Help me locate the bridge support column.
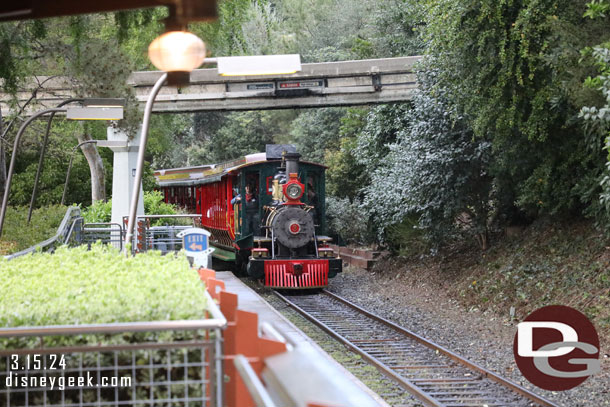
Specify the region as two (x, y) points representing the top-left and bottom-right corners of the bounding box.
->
(106, 127), (144, 248)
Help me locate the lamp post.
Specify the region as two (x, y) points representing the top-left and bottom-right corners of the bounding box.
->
(124, 27), (208, 251)
(123, 27), (301, 252)
(27, 98), (84, 223)
(0, 103), (124, 237)
(0, 108), (66, 237)
(123, 56), (301, 253)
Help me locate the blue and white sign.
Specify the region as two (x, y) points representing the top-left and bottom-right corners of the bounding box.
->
(177, 228), (214, 268)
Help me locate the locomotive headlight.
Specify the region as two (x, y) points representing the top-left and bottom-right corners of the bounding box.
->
(286, 184), (302, 199)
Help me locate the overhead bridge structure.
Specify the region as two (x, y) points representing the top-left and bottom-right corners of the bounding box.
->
(1, 56), (421, 115)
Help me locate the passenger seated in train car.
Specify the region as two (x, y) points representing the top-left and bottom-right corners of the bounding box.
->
(307, 179), (318, 206)
(230, 187), (241, 205)
(231, 184), (257, 205)
(232, 184), (260, 235)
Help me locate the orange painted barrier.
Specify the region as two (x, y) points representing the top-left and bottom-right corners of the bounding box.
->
(198, 267), (287, 407)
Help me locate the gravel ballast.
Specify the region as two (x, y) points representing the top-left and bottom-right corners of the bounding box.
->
(327, 265), (609, 407)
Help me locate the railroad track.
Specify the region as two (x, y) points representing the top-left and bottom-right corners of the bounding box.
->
(274, 290), (557, 407)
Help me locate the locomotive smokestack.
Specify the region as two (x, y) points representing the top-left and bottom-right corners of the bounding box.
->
(284, 152), (301, 176)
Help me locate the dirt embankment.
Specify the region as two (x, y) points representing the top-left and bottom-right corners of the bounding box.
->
(376, 219), (609, 341)
(329, 219), (609, 406)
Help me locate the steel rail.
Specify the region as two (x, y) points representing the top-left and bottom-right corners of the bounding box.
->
(322, 290), (557, 407)
(273, 290), (443, 407)
(274, 289), (558, 407)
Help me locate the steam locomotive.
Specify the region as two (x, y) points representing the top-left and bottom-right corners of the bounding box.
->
(154, 145), (342, 288)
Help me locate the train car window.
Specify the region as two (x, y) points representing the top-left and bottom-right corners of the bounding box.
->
(306, 175), (319, 207)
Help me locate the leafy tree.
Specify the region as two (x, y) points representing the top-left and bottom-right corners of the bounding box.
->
(289, 108), (345, 163)
(370, 0), (425, 57)
(423, 0), (610, 223)
(194, 0), (288, 56)
(362, 66), (493, 249)
(354, 103), (410, 172)
(8, 120), (112, 207)
(196, 111), (280, 162)
(326, 195), (373, 244)
(580, 0), (610, 225)
(325, 108), (369, 199)
(276, 0), (377, 61)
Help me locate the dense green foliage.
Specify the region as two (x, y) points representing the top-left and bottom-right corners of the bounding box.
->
(321, 0), (610, 249)
(81, 199), (112, 224)
(0, 244), (207, 327)
(7, 120), (114, 207)
(2, 0), (610, 252)
(581, 0), (610, 223)
(423, 0), (607, 220)
(363, 68), (493, 248)
(82, 191), (184, 226)
(0, 205), (68, 255)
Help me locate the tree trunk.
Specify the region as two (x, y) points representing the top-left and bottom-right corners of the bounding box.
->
(77, 133), (106, 202)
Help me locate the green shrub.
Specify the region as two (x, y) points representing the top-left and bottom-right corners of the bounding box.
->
(385, 216), (429, 257)
(82, 191), (188, 226)
(82, 199), (112, 223)
(143, 190), (189, 226)
(0, 244), (209, 405)
(326, 196), (374, 245)
(0, 205), (69, 255)
(0, 243), (207, 327)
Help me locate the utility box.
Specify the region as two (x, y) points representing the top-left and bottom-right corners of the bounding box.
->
(177, 228), (214, 269)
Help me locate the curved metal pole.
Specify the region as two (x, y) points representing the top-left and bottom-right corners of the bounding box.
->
(28, 98), (84, 223)
(0, 108), (67, 237)
(61, 139), (98, 206)
(124, 72), (167, 253)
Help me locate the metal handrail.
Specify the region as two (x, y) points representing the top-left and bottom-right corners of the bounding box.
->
(4, 206), (82, 260)
(83, 222), (124, 230)
(136, 214), (202, 219)
(0, 319), (226, 338)
(64, 215), (83, 244)
(260, 322), (296, 350)
(234, 355), (278, 407)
